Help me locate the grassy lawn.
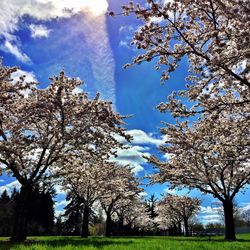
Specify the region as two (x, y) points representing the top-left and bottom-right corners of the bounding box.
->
(0, 234), (250, 250)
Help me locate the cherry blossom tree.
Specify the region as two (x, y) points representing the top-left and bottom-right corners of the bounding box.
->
(156, 195), (200, 236)
(0, 63), (35, 152)
(149, 109), (249, 240)
(114, 197), (153, 234)
(156, 201), (182, 235)
(116, 0), (250, 241)
(99, 163), (142, 237)
(59, 155), (118, 237)
(60, 159), (102, 237)
(117, 0), (249, 116)
(0, 65), (128, 241)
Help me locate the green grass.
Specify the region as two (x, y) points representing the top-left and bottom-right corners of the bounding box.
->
(0, 234), (250, 250)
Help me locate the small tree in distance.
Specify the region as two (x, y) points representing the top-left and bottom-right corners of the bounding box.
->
(156, 195), (200, 236)
(99, 164), (142, 237)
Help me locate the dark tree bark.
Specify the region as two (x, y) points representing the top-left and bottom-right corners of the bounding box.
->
(223, 199), (236, 241)
(183, 217), (189, 237)
(177, 221), (182, 236)
(118, 217), (124, 236)
(11, 184), (32, 242)
(81, 205), (89, 238)
(105, 211), (112, 237)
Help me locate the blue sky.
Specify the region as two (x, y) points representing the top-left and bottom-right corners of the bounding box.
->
(0, 0), (249, 225)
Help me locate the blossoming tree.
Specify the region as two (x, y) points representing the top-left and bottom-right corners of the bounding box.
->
(117, 0), (250, 241)
(0, 65), (128, 241)
(118, 0), (249, 116)
(149, 109), (249, 240)
(114, 197), (153, 234)
(156, 195), (200, 236)
(99, 163), (142, 237)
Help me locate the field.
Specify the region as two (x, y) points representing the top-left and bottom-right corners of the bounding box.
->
(0, 235), (250, 250)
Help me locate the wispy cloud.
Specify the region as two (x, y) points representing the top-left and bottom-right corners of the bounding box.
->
(110, 145), (150, 175)
(127, 129), (166, 146)
(110, 129), (167, 174)
(199, 205), (222, 225)
(29, 24), (52, 39)
(1, 41), (31, 63)
(55, 199), (69, 208)
(80, 13), (116, 105)
(119, 25), (137, 51)
(0, 0), (109, 65)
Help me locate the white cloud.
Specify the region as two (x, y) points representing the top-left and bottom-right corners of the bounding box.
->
(80, 14), (116, 106)
(29, 24), (52, 39)
(200, 206), (221, 215)
(119, 25), (136, 51)
(163, 153), (173, 160)
(55, 210), (64, 218)
(115, 129), (167, 147)
(55, 199), (69, 208)
(73, 86), (84, 94)
(0, 180), (21, 194)
(119, 40), (131, 49)
(54, 184), (67, 195)
(1, 41), (31, 63)
(110, 145), (150, 175)
(202, 214), (221, 221)
(164, 187), (177, 195)
(139, 191), (148, 198)
(11, 69), (37, 83)
(242, 202), (250, 211)
(128, 129), (166, 146)
(111, 129), (168, 174)
(199, 205), (223, 225)
(0, 0), (109, 64)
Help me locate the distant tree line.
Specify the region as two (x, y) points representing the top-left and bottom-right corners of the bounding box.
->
(1, 187), (250, 238)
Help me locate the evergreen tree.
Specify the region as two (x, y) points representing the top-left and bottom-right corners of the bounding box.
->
(11, 188), (19, 201)
(27, 185), (55, 235)
(146, 194), (158, 219)
(146, 194), (159, 235)
(62, 192), (83, 235)
(0, 190), (11, 203)
(0, 190), (15, 236)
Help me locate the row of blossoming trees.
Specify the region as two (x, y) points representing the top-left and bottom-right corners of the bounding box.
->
(117, 0), (250, 241)
(0, 63), (201, 241)
(0, 64), (133, 241)
(0, 0), (249, 242)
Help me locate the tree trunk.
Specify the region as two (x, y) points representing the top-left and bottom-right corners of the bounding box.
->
(11, 184), (32, 242)
(223, 199), (236, 241)
(81, 205), (89, 238)
(183, 218), (189, 237)
(177, 221), (182, 236)
(105, 211), (112, 237)
(119, 217), (124, 236)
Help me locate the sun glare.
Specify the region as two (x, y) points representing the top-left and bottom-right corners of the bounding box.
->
(81, 0), (108, 16)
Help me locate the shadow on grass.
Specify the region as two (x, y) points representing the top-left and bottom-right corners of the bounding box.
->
(153, 236), (250, 243)
(0, 237), (134, 250)
(109, 235), (250, 243)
